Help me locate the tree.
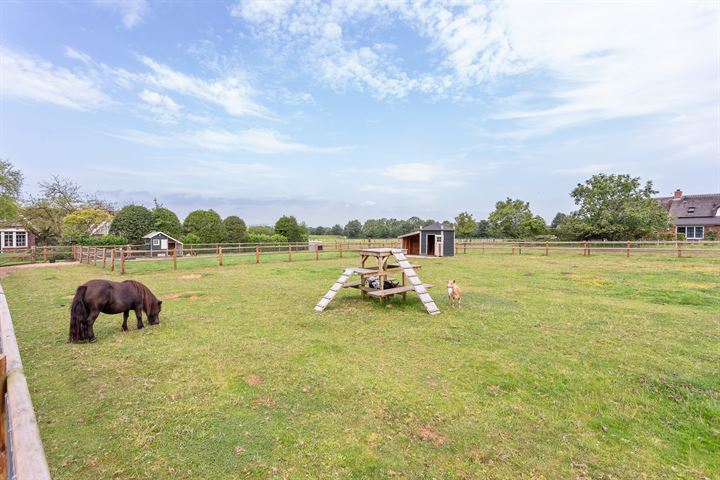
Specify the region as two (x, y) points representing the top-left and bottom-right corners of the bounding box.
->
(362, 219), (389, 238)
(330, 224), (344, 236)
(344, 219), (362, 238)
(274, 215), (308, 242)
(475, 219), (490, 238)
(152, 205), (182, 238)
(550, 212), (568, 229)
(61, 208), (112, 242)
(182, 233), (202, 244)
(110, 205), (154, 244)
(224, 215), (247, 242)
(454, 212), (477, 238)
(487, 198), (546, 239)
(0, 159), (23, 225)
(564, 174), (671, 240)
(183, 210), (227, 243)
(249, 225), (275, 235)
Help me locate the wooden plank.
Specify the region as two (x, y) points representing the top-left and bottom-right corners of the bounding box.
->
(418, 292), (433, 304)
(341, 281), (361, 289)
(408, 275), (422, 286)
(367, 284), (433, 298)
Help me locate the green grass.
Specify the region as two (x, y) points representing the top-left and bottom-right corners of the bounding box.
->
(2, 252), (719, 479)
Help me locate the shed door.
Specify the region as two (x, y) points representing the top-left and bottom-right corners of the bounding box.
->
(161, 239), (168, 250)
(436, 234), (443, 257)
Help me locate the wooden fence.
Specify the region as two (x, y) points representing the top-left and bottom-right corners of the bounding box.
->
(0, 283), (52, 480)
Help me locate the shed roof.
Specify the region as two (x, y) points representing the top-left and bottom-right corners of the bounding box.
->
(143, 231), (183, 244)
(421, 222), (454, 231)
(398, 230), (420, 239)
(655, 193), (720, 219)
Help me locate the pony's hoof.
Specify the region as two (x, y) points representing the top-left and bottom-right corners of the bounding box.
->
(122, 326), (128, 332)
(88, 337), (97, 343)
(137, 324), (144, 330)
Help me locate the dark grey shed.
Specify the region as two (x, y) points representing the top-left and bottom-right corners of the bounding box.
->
(143, 231), (183, 257)
(398, 222), (454, 256)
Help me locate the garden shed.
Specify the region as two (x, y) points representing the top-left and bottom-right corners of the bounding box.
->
(143, 231), (183, 257)
(398, 222), (455, 257)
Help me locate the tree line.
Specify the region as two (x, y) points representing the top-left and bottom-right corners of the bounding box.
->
(0, 160), (309, 246)
(1, 159), (681, 244)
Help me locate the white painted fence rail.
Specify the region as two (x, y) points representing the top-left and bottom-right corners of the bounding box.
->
(0, 282), (51, 480)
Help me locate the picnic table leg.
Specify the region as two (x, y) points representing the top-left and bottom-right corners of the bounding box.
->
(402, 271), (407, 301)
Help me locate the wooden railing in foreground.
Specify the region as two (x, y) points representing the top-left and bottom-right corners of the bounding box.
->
(0, 283), (51, 480)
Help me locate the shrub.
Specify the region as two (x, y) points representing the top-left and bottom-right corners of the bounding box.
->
(78, 234), (128, 246)
(705, 230), (717, 241)
(182, 233), (202, 244)
(246, 233), (288, 243)
(152, 207), (182, 238)
(224, 216), (247, 242)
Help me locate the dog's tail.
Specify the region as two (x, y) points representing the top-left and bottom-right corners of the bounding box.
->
(69, 286), (89, 342)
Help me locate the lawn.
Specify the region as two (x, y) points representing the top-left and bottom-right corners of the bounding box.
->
(2, 252), (719, 479)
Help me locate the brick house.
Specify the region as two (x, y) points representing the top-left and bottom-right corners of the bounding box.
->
(0, 226), (36, 252)
(655, 189), (720, 240)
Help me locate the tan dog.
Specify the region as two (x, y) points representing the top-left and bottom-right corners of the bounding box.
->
(447, 280), (462, 308)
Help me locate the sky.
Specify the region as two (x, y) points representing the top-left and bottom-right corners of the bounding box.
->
(1, 0), (719, 226)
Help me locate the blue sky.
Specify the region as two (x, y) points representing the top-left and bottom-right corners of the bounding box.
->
(1, 0), (718, 226)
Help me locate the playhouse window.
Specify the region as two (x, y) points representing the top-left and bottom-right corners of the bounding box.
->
(153, 239), (160, 246)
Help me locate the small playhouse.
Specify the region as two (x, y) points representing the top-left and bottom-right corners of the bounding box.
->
(398, 222), (455, 257)
(143, 231), (183, 257)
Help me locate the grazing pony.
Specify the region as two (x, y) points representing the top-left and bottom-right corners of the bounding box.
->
(69, 279), (162, 342)
(447, 280), (462, 308)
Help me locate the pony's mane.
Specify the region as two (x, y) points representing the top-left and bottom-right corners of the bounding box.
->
(125, 280), (158, 314)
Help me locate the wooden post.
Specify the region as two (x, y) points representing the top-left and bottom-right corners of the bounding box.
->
(93, 247), (98, 266)
(86, 247), (90, 264)
(518, 243), (522, 255)
(43, 246), (48, 262)
(627, 240), (631, 257)
(316, 245), (319, 260)
(545, 242), (549, 256)
(677, 242), (682, 258)
(584, 241), (588, 256)
(255, 246), (260, 264)
(512, 246), (515, 255)
(120, 249), (125, 274)
(288, 244), (292, 262)
(110, 248), (115, 272)
(339, 242), (343, 258)
(102, 248), (107, 268)
(173, 248), (177, 270)
(218, 246), (223, 266)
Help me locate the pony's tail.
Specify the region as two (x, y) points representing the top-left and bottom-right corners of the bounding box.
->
(69, 286), (88, 342)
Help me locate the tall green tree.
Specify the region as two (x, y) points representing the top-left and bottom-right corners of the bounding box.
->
(550, 212), (568, 229)
(563, 174), (671, 240)
(475, 219), (490, 238)
(330, 224), (344, 236)
(224, 215), (247, 242)
(183, 210), (227, 243)
(110, 205), (154, 244)
(152, 206), (182, 238)
(487, 198), (546, 239)
(344, 219), (362, 238)
(0, 159), (23, 225)
(61, 208), (112, 242)
(454, 211), (477, 238)
(274, 215), (308, 242)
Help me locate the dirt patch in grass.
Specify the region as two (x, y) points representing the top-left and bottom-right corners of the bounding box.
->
(159, 293), (182, 300)
(245, 374), (264, 386)
(417, 424), (447, 445)
(179, 274), (202, 280)
(253, 395), (275, 408)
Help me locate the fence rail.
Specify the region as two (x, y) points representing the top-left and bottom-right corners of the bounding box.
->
(0, 283), (52, 480)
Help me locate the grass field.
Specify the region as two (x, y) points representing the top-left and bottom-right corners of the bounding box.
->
(2, 252), (719, 479)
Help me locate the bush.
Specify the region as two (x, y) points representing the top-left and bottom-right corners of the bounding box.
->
(224, 216), (247, 243)
(246, 233), (288, 243)
(152, 207), (182, 238)
(274, 215), (308, 242)
(78, 234), (128, 246)
(677, 233), (686, 241)
(705, 230), (717, 241)
(182, 233), (202, 244)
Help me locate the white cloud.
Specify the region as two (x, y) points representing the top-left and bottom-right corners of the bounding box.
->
(0, 47), (111, 110)
(107, 128), (343, 154)
(139, 56), (271, 118)
(64, 46), (93, 64)
(383, 162), (446, 182)
(96, 0), (148, 29)
(139, 89), (180, 111)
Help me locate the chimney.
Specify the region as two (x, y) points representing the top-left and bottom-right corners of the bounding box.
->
(674, 189), (682, 199)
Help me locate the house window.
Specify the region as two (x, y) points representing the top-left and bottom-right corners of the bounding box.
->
(15, 231), (26, 247)
(3, 232), (13, 247)
(152, 238), (160, 246)
(677, 226), (704, 239)
(687, 207), (695, 213)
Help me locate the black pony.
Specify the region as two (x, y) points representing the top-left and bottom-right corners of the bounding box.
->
(69, 279), (162, 342)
